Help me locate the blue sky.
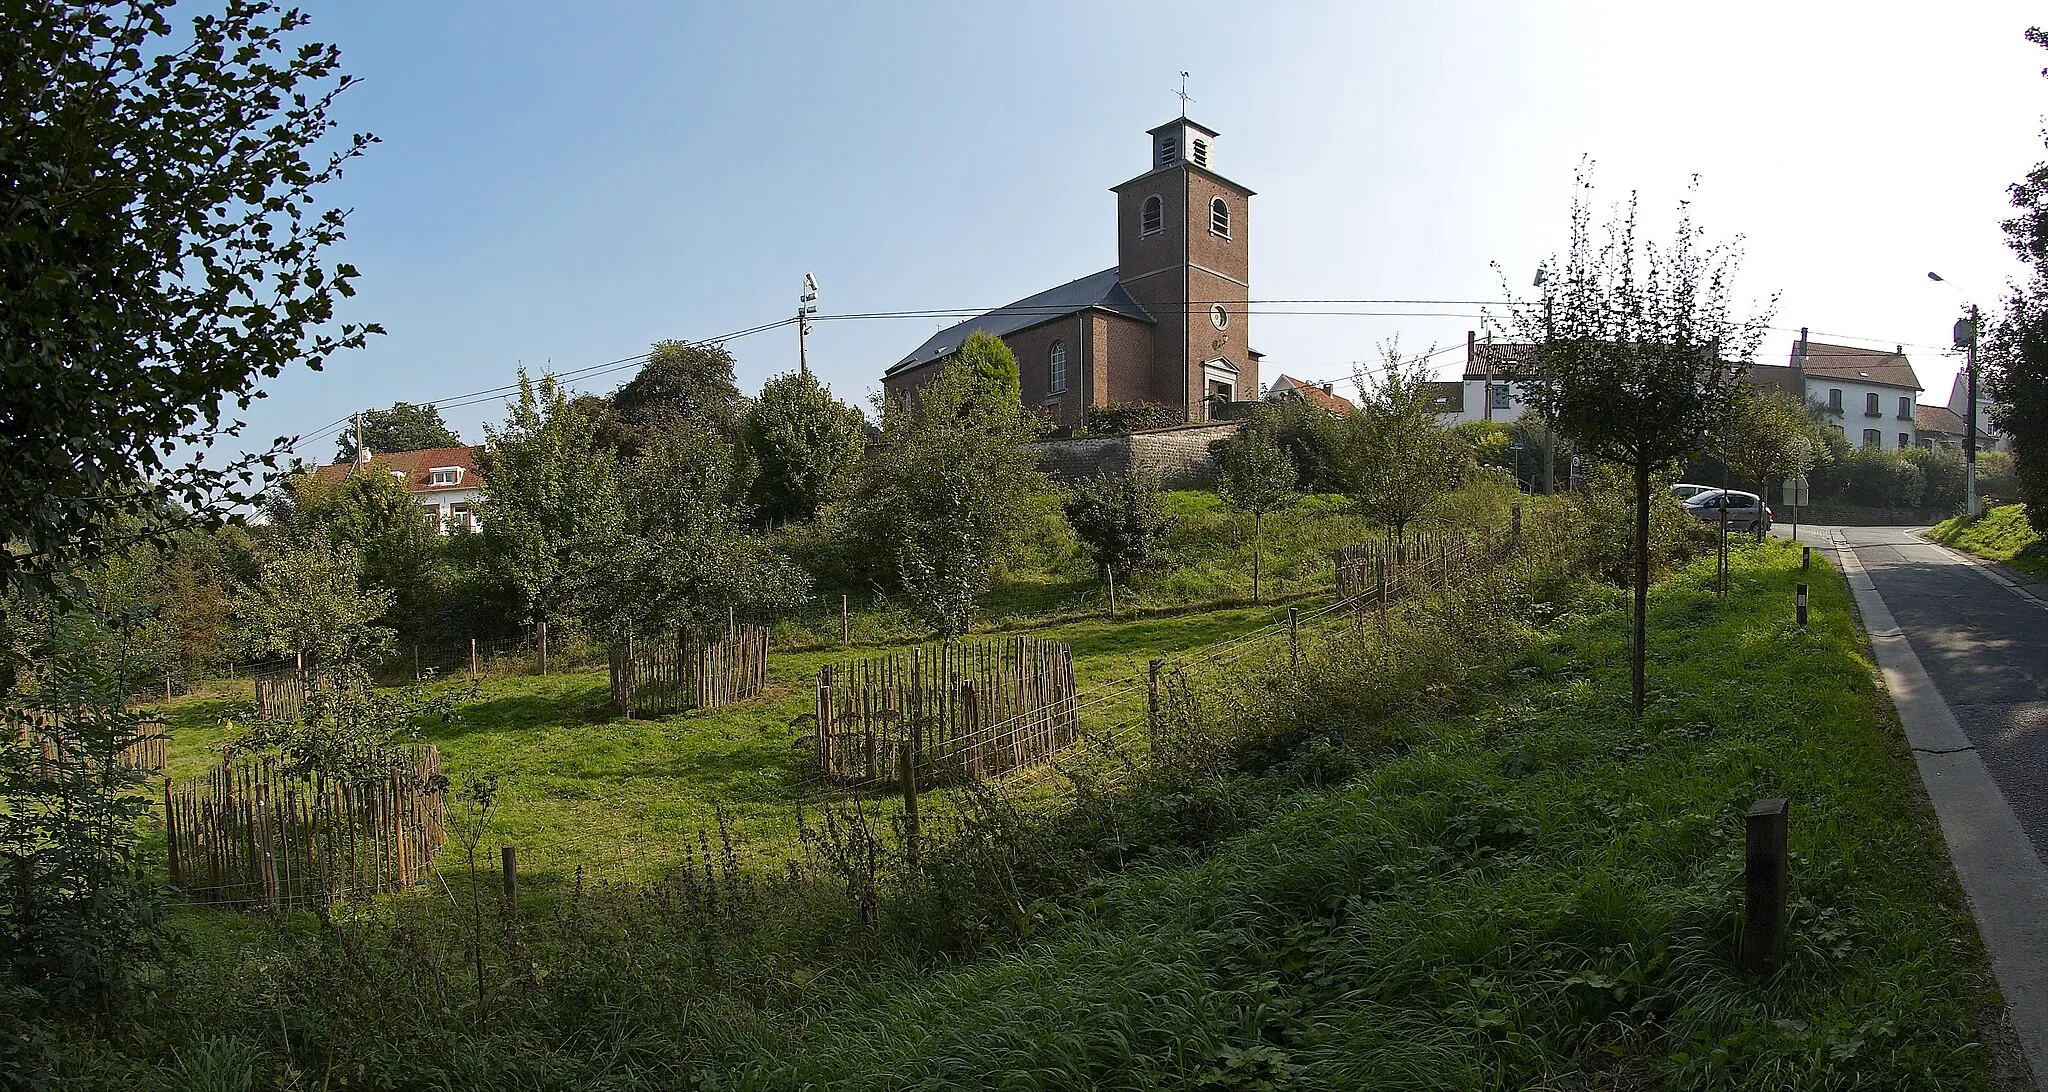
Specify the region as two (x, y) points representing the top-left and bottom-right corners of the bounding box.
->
(251, 0), (2048, 462)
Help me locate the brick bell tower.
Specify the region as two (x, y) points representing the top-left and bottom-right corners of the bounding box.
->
(1111, 116), (1257, 422)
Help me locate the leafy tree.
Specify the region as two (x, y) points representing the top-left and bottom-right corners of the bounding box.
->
(582, 431), (807, 639)
(232, 539), (395, 674)
(335, 402), (462, 462)
(1063, 471), (1172, 582)
(739, 371), (870, 524)
(1712, 385), (1831, 504)
(1210, 406), (1297, 603)
(269, 467), (443, 639)
(1988, 25), (2048, 532)
(476, 372), (623, 636)
(1514, 178), (1770, 717)
(609, 340), (748, 454)
(861, 362), (1049, 636)
(0, 610), (167, 1010)
(0, 1), (377, 600)
(1266, 396), (1348, 493)
(956, 330), (1022, 410)
(1331, 344), (1469, 542)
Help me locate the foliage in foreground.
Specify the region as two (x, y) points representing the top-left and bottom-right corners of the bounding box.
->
(0, 543), (2003, 1090)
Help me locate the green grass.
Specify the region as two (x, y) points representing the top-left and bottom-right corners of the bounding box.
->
(1926, 503), (2048, 579)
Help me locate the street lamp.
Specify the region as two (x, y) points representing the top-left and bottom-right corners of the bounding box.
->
(1927, 272), (1982, 518)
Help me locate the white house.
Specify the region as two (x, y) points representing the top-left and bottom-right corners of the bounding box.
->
(311, 445), (486, 533)
(1946, 371), (2013, 453)
(1788, 334), (1923, 451)
(1431, 332), (1538, 426)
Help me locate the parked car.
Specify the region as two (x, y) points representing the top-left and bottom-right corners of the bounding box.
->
(1683, 489), (1773, 533)
(1669, 482), (1714, 502)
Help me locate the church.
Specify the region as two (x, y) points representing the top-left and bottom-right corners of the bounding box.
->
(881, 116), (1261, 429)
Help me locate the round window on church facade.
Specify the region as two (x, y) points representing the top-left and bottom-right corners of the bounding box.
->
(1210, 304), (1228, 331)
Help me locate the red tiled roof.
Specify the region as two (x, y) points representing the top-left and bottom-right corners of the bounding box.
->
(1913, 404), (1966, 436)
(1792, 341), (1922, 390)
(1266, 374), (1354, 415)
(310, 446), (485, 494)
(1465, 339), (1539, 380)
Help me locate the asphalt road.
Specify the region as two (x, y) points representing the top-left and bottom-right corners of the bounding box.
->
(1816, 525), (2048, 863)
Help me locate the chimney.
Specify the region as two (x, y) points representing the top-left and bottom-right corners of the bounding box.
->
(1320, 382), (1334, 396)
(1895, 344), (1903, 356)
(1467, 329), (1477, 367)
(1798, 327), (1809, 361)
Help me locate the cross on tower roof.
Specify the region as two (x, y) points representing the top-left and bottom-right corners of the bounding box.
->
(1174, 71), (1194, 115)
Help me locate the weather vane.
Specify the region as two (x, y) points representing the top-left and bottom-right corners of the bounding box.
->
(1174, 71), (1193, 115)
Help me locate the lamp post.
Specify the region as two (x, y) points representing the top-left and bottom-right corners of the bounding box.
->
(1927, 272), (1981, 518)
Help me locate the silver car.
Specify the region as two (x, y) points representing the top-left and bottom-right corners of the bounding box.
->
(1684, 489), (1773, 533)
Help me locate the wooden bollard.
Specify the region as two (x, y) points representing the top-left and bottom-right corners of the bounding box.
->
(470, 637), (479, 679)
(898, 740), (920, 864)
(1801, 546), (1811, 571)
(1105, 565), (1118, 619)
(1795, 583), (1808, 627)
(841, 594), (850, 645)
(1287, 607), (1300, 675)
(501, 845), (518, 920)
(1743, 798), (1790, 974)
(537, 622), (549, 676)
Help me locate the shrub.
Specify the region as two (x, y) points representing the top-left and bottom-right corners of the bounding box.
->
(1063, 471), (1172, 580)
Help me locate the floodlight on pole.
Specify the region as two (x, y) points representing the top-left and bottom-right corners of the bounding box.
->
(1926, 270), (1982, 518)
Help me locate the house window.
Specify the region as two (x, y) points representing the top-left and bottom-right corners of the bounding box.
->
(430, 466), (461, 486)
(1192, 138), (1209, 166)
(1141, 195), (1162, 236)
(1900, 433), (1912, 450)
(1209, 196), (1230, 237)
(1861, 428), (1882, 448)
(1048, 341), (1067, 394)
(1898, 396), (1911, 419)
(1491, 385), (1511, 410)
(1827, 388), (1843, 412)
(420, 502), (441, 527)
(1158, 137), (1177, 167)
(1865, 392), (1881, 417)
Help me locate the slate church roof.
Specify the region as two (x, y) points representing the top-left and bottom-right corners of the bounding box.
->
(886, 267), (1155, 377)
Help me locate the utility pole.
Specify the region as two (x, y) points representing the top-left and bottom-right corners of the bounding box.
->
(1961, 305), (1981, 518)
(798, 272), (818, 376)
(1536, 267), (1556, 495)
(1482, 330), (1495, 423)
(351, 411), (365, 470)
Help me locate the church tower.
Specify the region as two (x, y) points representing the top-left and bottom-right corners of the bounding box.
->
(1111, 116), (1257, 422)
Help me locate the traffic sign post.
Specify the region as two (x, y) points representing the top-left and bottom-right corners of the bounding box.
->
(1784, 476), (1810, 543)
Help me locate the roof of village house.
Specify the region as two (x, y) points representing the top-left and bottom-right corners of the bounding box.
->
(1422, 381), (1465, 414)
(1913, 404), (1967, 436)
(1793, 341), (1923, 391)
(886, 268), (1156, 377)
(1464, 340), (1540, 380)
(1266, 374), (1354, 415)
(311, 446), (485, 494)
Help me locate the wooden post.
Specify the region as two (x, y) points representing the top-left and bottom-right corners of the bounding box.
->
(1743, 798), (1790, 974)
(470, 637), (478, 680)
(1105, 565), (1117, 619)
(1510, 502), (1522, 550)
(1796, 583), (1808, 627)
(501, 845), (518, 921)
(1718, 503), (1729, 597)
(898, 740), (920, 864)
(1146, 658), (1163, 753)
(841, 594), (850, 646)
(413, 644), (421, 682)
(164, 779), (182, 889)
(1802, 546), (1811, 571)
(1287, 607), (1300, 675)
(165, 669), (172, 703)
(537, 622), (549, 675)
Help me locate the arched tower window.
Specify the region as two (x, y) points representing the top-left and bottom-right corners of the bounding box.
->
(1210, 196), (1230, 238)
(1141, 195), (1163, 236)
(1049, 340), (1068, 394)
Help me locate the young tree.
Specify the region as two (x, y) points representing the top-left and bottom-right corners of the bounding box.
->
(1712, 385), (1831, 504)
(739, 371), (870, 524)
(0, 2), (378, 600)
(1514, 179), (1771, 717)
(1063, 471), (1173, 583)
(861, 362), (1049, 637)
(1988, 25), (2048, 532)
(1210, 407), (1297, 603)
(335, 402), (462, 462)
(1330, 343), (1469, 542)
(271, 468), (443, 639)
(475, 372), (623, 636)
(232, 539), (396, 674)
(956, 330), (1022, 411)
(609, 340), (749, 453)
(581, 431), (807, 638)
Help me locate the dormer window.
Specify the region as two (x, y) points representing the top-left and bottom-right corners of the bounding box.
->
(1158, 137), (1178, 167)
(1049, 341), (1068, 394)
(1141, 195), (1162, 235)
(429, 466), (463, 486)
(1209, 196), (1230, 238)
(388, 470), (406, 480)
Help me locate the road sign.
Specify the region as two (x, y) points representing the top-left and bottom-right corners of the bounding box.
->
(1505, 442), (1524, 452)
(1784, 476), (1809, 507)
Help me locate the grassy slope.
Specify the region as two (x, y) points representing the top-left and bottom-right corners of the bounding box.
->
(728, 541), (2001, 1089)
(1927, 503), (2048, 579)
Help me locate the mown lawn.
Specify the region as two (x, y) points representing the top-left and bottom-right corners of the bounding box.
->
(1927, 503), (2048, 579)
